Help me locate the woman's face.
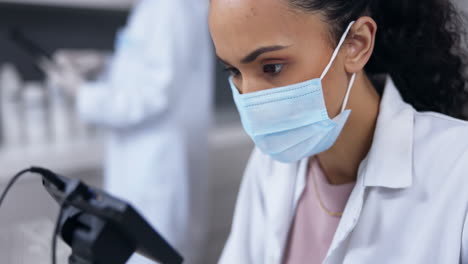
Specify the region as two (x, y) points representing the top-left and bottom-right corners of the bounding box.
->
(209, 0), (353, 118)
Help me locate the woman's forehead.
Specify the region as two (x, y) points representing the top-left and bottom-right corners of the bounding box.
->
(209, 0), (291, 31)
(209, 0), (328, 62)
(210, 0), (285, 15)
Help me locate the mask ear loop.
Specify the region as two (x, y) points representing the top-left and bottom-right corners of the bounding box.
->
(320, 21), (356, 80)
(319, 21), (357, 114)
(341, 73), (356, 112)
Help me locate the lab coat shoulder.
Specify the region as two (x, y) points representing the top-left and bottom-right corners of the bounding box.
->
(220, 147), (304, 264)
(412, 111), (468, 262)
(412, 111), (468, 185)
(219, 148), (269, 264)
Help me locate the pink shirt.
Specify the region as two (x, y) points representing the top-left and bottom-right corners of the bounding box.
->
(283, 158), (355, 264)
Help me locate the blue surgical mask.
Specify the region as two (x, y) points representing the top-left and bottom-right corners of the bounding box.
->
(229, 22), (357, 163)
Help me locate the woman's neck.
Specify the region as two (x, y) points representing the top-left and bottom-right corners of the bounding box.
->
(316, 73), (381, 185)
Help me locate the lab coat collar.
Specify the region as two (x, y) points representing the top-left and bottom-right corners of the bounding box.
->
(362, 77), (414, 189)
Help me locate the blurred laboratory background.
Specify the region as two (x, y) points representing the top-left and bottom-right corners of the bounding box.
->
(0, 0), (466, 263)
(0, 0), (253, 263)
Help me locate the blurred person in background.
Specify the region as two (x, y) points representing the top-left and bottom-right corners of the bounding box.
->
(44, 0), (213, 263)
(210, 0), (468, 263)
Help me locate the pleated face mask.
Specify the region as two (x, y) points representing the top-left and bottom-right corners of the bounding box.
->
(229, 21), (357, 163)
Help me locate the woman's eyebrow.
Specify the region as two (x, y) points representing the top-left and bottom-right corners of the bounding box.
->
(240, 45), (289, 64)
(216, 45), (290, 67)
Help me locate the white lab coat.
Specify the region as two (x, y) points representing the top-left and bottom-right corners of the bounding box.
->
(220, 77), (468, 264)
(77, 1), (214, 263)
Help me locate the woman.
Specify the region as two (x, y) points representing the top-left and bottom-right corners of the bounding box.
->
(210, 0), (468, 263)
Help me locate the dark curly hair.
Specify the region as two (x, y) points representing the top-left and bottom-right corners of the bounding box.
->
(287, 0), (468, 119)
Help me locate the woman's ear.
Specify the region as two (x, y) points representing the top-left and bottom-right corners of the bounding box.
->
(345, 16), (377, 74)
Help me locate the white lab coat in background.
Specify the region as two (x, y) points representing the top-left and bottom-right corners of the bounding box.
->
(77, 1), (214, 263)
(220, 77), (468, 264)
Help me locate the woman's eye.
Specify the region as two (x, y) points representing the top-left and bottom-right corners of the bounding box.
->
(263, 64), (284, 75)
(224, 67), (241, 77)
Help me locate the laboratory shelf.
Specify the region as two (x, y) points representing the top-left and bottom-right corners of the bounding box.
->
(0, 109), (249, 183)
